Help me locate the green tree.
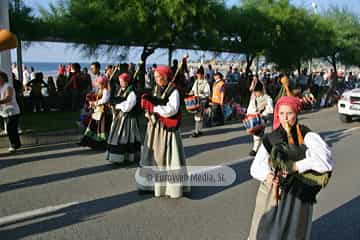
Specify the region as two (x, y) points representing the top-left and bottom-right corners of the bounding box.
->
(38, 0), (222, 88)
(218, 3), (274, 74)
(320, 7), (360, 76)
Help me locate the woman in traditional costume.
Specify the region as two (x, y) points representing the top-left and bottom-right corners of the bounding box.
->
(106, 73), (142, 164)
(135, 66), (189, 198)
(248, 96), (333, 240)
(188, 66), (210, 137)
(80, 76), (112, 149)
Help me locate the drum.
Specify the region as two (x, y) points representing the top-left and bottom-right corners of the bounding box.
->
(184, 95), (200, 112)
(243, 113), (265, 135)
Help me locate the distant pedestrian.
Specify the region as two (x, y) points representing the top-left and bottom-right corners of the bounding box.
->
(0, 71), (21, 153)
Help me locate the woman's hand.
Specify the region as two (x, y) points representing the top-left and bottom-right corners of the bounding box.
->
(89, 101), (96, 108)
(266, 172), (275, 185)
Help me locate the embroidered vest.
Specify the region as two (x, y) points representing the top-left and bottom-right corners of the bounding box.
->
(263, 125), (324, 203)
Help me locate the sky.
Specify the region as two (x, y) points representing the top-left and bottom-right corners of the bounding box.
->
(9, 0), (360, 64)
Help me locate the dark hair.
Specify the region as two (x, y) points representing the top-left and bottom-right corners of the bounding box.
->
(214, 72), (223, 79)
(197, 66), (205, 75)
(0, 71), (9, 82)
(254, 81), (264, 92)
(35, 72), (44, 80)
(71, 63), (81, 73)
(91, 61), (101, 70)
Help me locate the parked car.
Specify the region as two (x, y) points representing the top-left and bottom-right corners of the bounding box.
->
(338, 88), (360, 122)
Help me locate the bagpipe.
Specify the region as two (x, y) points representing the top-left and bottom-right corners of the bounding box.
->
(81, 93), (98, 124)
(109, 96), (126, 106)
(141, 54), (189, 129)
(108, 62), (143, 113)
(85, 92), (97, 103)
(275, 76), (317, 109)
(141, 92), (182, 130)
(270, 123), (331, 203)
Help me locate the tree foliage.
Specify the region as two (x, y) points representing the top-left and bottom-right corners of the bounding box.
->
(8, 0), (360, 75)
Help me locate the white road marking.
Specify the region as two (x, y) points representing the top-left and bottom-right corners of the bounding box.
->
(323, 126), (360, 140)
(0, 202), (79, 227)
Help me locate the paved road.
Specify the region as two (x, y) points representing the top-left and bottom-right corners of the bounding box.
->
(0, 106), (359, 240)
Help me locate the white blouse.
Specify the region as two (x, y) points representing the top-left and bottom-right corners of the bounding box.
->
(96, 89), (110, 105)
(0, 83), (20, 118)
(247, 94), (274, 117)
(115, 91), (136, 113)
(153, 89), (180, 118)
(250, 132), (334, 182)
(190, 79), (211, 98)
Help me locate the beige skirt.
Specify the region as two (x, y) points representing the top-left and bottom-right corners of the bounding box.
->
(248, 181), (313, 240)
(136, 120), (190, 198)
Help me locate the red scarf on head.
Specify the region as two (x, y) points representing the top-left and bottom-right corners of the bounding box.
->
(155, 66), (172, 80)
(119, 73), (130, 83)
(273, 96), (302, 129)
(96, 76), (108, 86)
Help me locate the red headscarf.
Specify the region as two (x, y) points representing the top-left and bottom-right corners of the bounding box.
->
(58, 66), (66, 76)
(155, 66), (172, 79)
(118, 73), (130, 83)
(96, 76), (108, 86)
(273, 96), (302, 129)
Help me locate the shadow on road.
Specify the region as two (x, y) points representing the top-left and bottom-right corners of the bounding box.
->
(0, 148), (99, 170)
(0, 164), (128, 193)
(182, 124), (245, 139)
(187, 158), (253, 200)
(319, 129), (352, 147)
(311, 195), (360, 240)
(0, 191), (152, 239)
(184, 134), (251, 159)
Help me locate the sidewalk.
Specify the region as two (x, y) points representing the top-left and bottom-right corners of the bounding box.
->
(0, 113), (234, 149)
(0, 128), (82, 149)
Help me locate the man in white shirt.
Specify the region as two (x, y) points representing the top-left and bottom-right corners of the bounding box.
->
(22, 65), (30, 95)
(90, 61), (103, 91)
(11, 63), (18, 80)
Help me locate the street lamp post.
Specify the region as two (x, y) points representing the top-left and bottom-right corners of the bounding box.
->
(308, 2), (319, 74)
(0, 0), (12, 85)
(312, 2), (318, 14)
(15, 0), (24, 84)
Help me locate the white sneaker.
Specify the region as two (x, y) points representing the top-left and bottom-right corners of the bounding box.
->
(8, 147), (16, 153)
(0, 131), (7, 137)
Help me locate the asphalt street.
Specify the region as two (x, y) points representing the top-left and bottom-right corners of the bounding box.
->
(0, 106), (359, 240)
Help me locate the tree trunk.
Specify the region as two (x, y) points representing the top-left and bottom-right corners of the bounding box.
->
(168, 47), (173, 67)
(139, 45), (155, 90)
(245, 54), (254, 77)
(325, 54), (338, 106)
(297, 62), (301, 86)
(17, 40), (23, 83)
(242, 55), (255, 106)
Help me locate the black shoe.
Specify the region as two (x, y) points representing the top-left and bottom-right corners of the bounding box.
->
(249, 150), (257, 157)
(198, 131), (203, 136)
(192, 132), (200, 138)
